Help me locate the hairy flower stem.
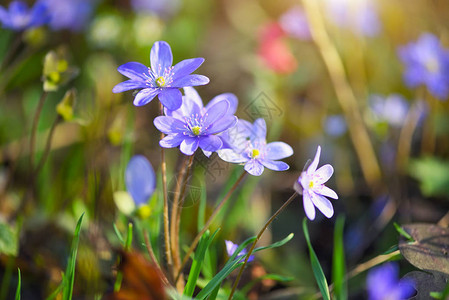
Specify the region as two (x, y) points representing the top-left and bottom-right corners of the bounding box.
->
(228, 192), (297, 300)
(159, 102), (173, 281)
(302, 0), (381, 188)
(175, 171), (247, 284)
(144, 229), (170, 286)
(29, 91), (48, 170)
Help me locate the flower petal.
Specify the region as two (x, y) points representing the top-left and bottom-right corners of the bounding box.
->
(266, 142), (294, 160)
(260, 159), (289, 171)
(206, 93), (238, 115)
(113, 80), (148, 93)
(183, 86), (204, 109)
(303, 190), (316, 220)
(150, 41), (173, 73)
(172, 58), (205, 81)
(125, 155), (156, 206)
(172, 74), (210, 87)
(199, 135), (223, 153)
(117, 62), (149, 81)
(159, 134), (185, 148)
(133, 88), (159, 106)
(311, 193), (334, 218)
(244, 159), (264, 176)
(207, 116), (238, 135)
(203, 100), (229, 127)
(251, 118), (267, 140)
(307, 145), (321, 174)
(158, 88), (182, 110)
(314, 164), (334, 184)
(180, 137), (199, 155)
(217, 149), (247, 163)
(319, 186), (338, 199)
(154, 116), (186, 134)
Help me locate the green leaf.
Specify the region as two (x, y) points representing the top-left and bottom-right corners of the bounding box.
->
(125, 223), (133, 251)
(0, 221), (18, 256)
(14, 268), (20, 300)
(303, 218), (330, 300)
(113, 223), (125, 246)
(62, 213), (84, 300)
(183, 229), (220, 297)
(409, 157), (449, 197)
(394, 222), (414, 242)
(332, 216), (347, 300)
(197, 184), (207, 232)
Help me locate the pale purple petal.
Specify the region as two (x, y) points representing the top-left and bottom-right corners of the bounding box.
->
(251, 118), (267, 140)
(207, 116), (237, 135)
(183, 87), (204, 110)
(158, 88), (182, 110)
(319, 186), (338, 199)
(311, 193), (334, 218)
(117, 62), (149, 81)
(303, 190), (316, 220)
(112, 80), (149, 93)
(307, 145), (321, 173)
(314, 164), (334, 184)
(172, 58), (205, 81)
(225, 240), (238, 256)
(206, 93), (238, 115)
(125, 155), (156, 206)
(266, 142), (294, 160)
(154, 116), (186, 134)
(180, 137), (199, 155)
(217, 149), (247, 163)
(244, 159), (264, 176)
(133, 88), (159, 106)
(199, 135), (223, 152)
(172, 74), (210, 87)
(203, 100), (229, 127)
(159, 134), (185, 148)
(260, 159), (289, 171)
(150, 41), (173, 73)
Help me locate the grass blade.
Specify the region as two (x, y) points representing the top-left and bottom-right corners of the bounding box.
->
(113, 223), (125, 246)
(332, 216), (347, 300)
(14, 268), (20, 300)
(303, 218), (330, 300)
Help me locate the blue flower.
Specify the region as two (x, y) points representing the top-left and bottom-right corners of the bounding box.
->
(113, 41), (209, 110)
(367, 263), (415, 300)
(294, 146), (338, 220)
(279, 6), (311, 40)
(369, 94), (410, 127)
(218, 118), (293, 176)
(225, 240), (254, 263)
(40, 0), (94, 32)
(125, 155), (156, 206)
(399, 33), (449, 100)
(131, 0), (181, 19)
(0, 1), (49, 31)
(153, 87), (237, 156)
(323, 115), (347, 137)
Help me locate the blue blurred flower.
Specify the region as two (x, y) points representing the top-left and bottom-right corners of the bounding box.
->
(131, 0), (180, 19)
(40, 0), (94, 32)
(225, 240), (254, 263)
(399, 33), (449, 100)
(153, 87), (237, 156)
(279, 6), (311, 40)
(125, 155), (156, 206)
(294, 146), (338, 220)
(218, 118), (293, 176)
(324, 115), (347, 137)
(369, 94), (410, 127)
(0, 1), (49, 31)
(113, 41), (209, 110)
(367, 263), (415, 300)
(323, 0), (381, 37)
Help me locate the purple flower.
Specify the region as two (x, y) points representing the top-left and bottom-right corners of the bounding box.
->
(218, 118), (293, 176)
(323, 115), (347, 137)
(125, 155), (156, 206)
(369, 94), (410, 127)
(279, 6), (311, 40)
(153, 87), (237, 156)
(113, 41), (209, 110)
(0, 1), (49, 31)
(367, 263), (415, 300)
(225, 240), (254, 263)
(40, 0), (94, 32)
(399, 33), (449, 100)
(294, 146), (338, 220)
(131, 0), (180, 19)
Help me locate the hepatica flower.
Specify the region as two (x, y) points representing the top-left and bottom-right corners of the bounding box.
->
(41, 0), (94, 32)
(154, 87), (238, 156)
(113, 41), (209, 110)
(369, 94), (410, 127)
(125, 155), (156, 206)
(399, 33), (449, 100)
(218, 118), (293, 176)
(225, 240), (254, 263)
(294, 146), (338, 220)
(0, 0), (49, 31)
(367, 263), (415, 300)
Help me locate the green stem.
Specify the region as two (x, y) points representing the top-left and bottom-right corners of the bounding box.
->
(29, 91), (48, 170)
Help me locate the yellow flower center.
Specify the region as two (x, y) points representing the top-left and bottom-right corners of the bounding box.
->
(156, 76), (166, 87)
(425, 57), (439, 73)
(308, 181), (314, 189)
(251, 149), (260, 158)
(192, 126), (201, 136)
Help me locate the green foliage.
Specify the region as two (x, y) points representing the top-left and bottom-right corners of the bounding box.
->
(332, 216), (347, 300)
(303, 218), (330, 300)
(409, 157), (449, 197)
(56, 88), (76, 121)
(14, 268), (21, 300)
(0, 221), (18, 256)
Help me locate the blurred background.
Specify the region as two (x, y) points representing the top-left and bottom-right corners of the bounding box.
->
(0, 0), (449, 298)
